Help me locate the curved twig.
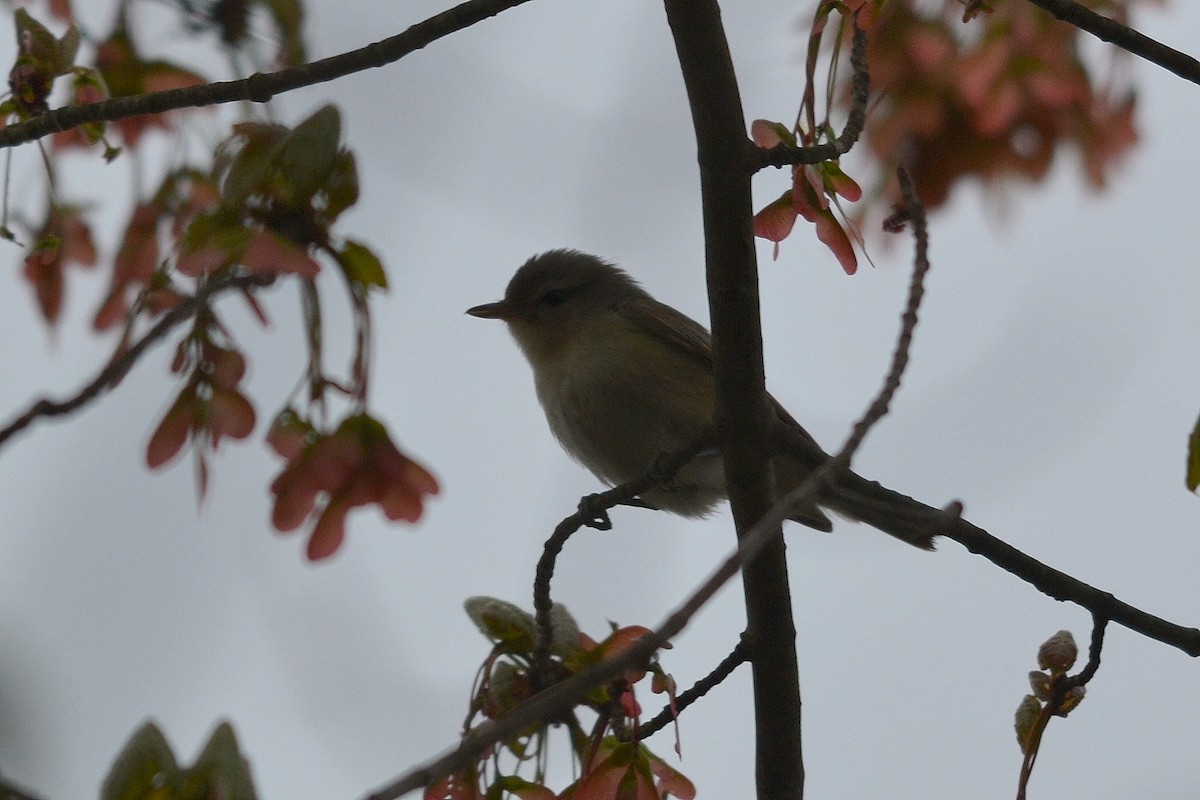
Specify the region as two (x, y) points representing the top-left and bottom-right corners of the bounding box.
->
(530, 435), (710, 682)
(751, 25), (869, 169)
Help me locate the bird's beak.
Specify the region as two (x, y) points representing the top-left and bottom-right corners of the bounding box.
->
(466, 300), (513, 320)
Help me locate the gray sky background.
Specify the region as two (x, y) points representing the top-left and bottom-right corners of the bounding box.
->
(1, 1), (1199, 799)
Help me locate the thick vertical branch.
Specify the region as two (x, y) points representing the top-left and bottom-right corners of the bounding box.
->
(663, 2), (804, 799)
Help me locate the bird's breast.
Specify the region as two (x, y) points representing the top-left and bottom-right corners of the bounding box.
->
(529, 317), (719, 501)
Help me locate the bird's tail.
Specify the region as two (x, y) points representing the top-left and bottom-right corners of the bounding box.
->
(823, 470), (942, 550)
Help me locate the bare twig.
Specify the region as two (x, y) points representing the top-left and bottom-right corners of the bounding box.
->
(1073, 613), (1108, 686)
(0, 0), (536, 149)
(842, 168), (928, 460)
(752, 25), (870, 170)
(1021, 0), (1200, 87)
(944, 520), (1200, 656)
(0, 273), (274, 451)
(635, 639), (750, 739)
(1015, 617), (1109, 799)
(530, 435), (709, 683)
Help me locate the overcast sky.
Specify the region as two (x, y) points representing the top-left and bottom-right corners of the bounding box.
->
(2, 2), (1199, 799)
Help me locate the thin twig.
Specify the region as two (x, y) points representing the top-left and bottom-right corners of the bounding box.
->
(752, 25), (870, 170)
(841, 167), (928, 461)
(1015, 617), (1109, 799)
(0, 273), (274, 451)
(0, 0), (536, 149)
(1073, 613), (1108, 686)
(944, 519), (1200, 656)
(1021, 0), (1200, 87)
(771, 166), (932, 528)
(530, 435), (710, 683)
(780, 169), (936, 552)
(634, 639), (750, 739)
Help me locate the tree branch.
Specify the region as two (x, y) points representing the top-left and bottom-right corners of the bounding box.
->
(663, 1), (806, 798)
(0, 0), (536, 149)
(943, 519), (1200, 656)
(0, 273), (274, 451)
(1020, 0), (1200, 87)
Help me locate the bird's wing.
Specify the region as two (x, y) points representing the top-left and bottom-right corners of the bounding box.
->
(619, 296), (827, 458)
(618, 297), (715, 370)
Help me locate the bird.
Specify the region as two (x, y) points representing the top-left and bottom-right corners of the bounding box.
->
(467, 249), (937, 550)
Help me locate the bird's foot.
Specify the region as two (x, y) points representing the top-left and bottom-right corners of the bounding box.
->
(578, 494), (613, 530)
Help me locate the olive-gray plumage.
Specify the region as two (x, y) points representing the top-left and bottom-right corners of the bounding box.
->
(467, 249), (936, 549)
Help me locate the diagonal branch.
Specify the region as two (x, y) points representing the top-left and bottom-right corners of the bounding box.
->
(1020, 0), (1200, 87)
(0, 273), (274, 451)
(942, 518), (1200, 656)
(0, 0), (536, 149)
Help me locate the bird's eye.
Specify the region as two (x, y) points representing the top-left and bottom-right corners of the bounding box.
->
(539, 289), (568, 308)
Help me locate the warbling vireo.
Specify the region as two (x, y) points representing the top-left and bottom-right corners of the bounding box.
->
(467, 249), (936, 550)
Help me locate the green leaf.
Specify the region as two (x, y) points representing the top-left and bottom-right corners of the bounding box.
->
(30, 233), (61, 255)
(56, 24), (81, 73)
(257, 0), (307, 66)
(94, 32), (141, 97)
(177, 213), (251, 276)
(181, 722), (257, 800)
(219, 124), (287, 206)
(492, 775), (557, 800)
(464, 597), (537, 653)
(100, 721), (181, 800)
(1187, 412), (1200, 491)
(1013, 695), (1043, 755)
(548, 603), (582, 658)
(338, 240), (387, 292)
(273, 105), (342, 206)
(323, 151), (360, 221)
(14, 9), (58, 65)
